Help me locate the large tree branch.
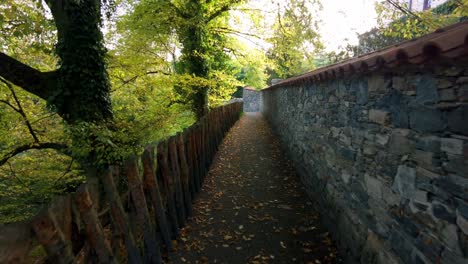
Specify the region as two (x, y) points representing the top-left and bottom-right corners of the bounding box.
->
(5, 162), (33, 196)
(0, 78), (39, 142)
(207, 0), (243, 22)
(31, 113), (57, 125)
(276, 4), (290, 37)
(166, 0), (190, 19)
(385, 0), (438, 29)
(52, 158), (75, 188)
(0, 52), (57, 100)
(0, 99), (19, 112)
(210, 26), (261, 38)
(0, 142), (69, 167)
(112, 70), (171, 91)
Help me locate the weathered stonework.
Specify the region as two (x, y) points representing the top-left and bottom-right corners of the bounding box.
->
(261, 65), (468, 264)
(243, 87), (260, 112)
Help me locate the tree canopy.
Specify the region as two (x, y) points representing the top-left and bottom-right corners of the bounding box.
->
(376, 0), (467, 40)
(0, 0), (325, 223)
(266, 0), (322, 79)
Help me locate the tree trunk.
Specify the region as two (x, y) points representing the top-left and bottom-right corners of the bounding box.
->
(179, 20), (210, 119)
(47, 0), (113, 123)
(0, 0), (112, 124)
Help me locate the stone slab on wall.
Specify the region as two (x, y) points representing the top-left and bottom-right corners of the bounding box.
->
(261, 65), (468, 264)
(243, 87), (260, 112)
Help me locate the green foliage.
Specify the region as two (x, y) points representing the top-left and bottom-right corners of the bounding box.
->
(0, 150), (83, 223)
(65, 122), (138, 166)
(267, 0), (323, 78)
(233, 47), (269, 89)
(0, 0), (73, 222)
(354, 28), (404, 55)
(0, 0), (56, 57)
(453, 0), (468, 17)
(208, 70), (242, 106)
(375, 0), (467, 40)
(111, 74), (194, 144)
(107, 21), (196, 142)
(0, 0), (326, 224)
(315, 0), (468, 68)
(0, 82), (82, 224)
(313, 47), (355, 67)
(121, 0), (246, 117)
(0, 0), (192, 223)
(236, 64), (266, 90)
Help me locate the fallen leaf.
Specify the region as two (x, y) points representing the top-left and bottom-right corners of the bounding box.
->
(278, 204), (293, 210)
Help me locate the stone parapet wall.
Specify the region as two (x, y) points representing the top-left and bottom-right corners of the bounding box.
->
(261, 64), (468, 264)
(243, 87), (260, 112)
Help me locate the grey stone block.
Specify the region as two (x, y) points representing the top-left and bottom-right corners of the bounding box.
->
(444, 154), (468, 176)
(416, 166), (441, 179)
(435, 177), (466, 200)
(389, 133), (414, 155)
(437, 79), (453, 89)
(392, 165), (416, 199)
(376, 133), (390, 146)
(447, 106), (468, 136)
(339, 146), (356, 161)
(377, 89), (410, 128)
(388, 231), (414, 263)
(412, 150), (439, 169)
(414, 233), (443, 263)
(456, 202), (468, 235)
(365, 174), (383, 200)
(382, 185), (400, 206)
(243, 88), (260, 112)
(416, 136), (441, 152)
(440, 224), (462, 253)
(431, 202), (456, 223)
(369, 109), (391, 126)
(441, 249), (468, 264)
(368, 75), (388, 92)
(357, 81), (368, 105)
(439, 88), (456, 101)
(441, 138), (464, 155)
(458, 85), (468, 102)
(444, 67), (463, 76)
(414, 74), (439, 105)
(409, 107), (446, 132)
(456, 77), (468, 84)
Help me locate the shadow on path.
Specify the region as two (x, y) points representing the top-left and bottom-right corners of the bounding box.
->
(170, 112), (341, 264)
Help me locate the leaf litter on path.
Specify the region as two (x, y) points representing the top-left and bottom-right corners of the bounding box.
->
(170, 113), (342, 264)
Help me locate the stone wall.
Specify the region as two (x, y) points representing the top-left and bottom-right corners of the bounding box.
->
(243, 87), (260, 112)
(261, 64), (468, 264)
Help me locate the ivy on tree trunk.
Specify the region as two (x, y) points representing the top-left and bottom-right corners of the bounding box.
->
(0, 0), (112, 124)
(0, 0), (113, 169)
(179, 23), (210, 119)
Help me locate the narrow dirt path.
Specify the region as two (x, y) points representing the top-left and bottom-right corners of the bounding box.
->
(170, 113), (341, 264)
